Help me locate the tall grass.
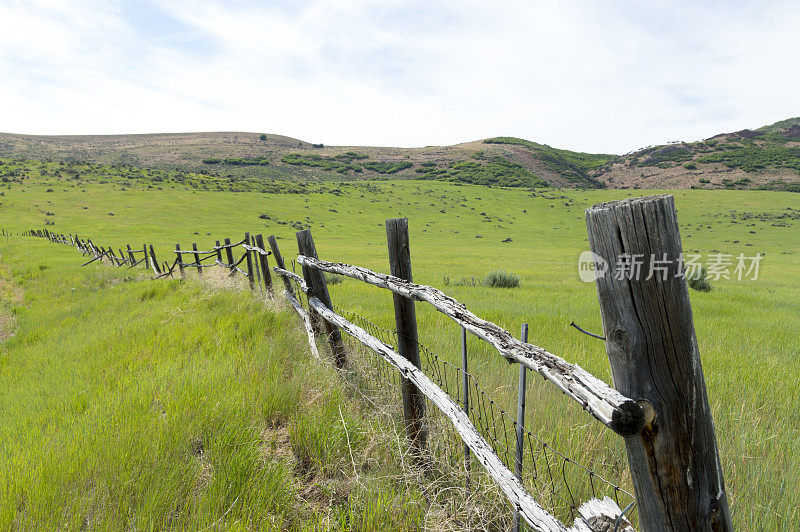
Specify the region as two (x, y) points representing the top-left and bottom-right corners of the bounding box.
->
(0, 160), (798, 528)
(0, 243), (489, 529)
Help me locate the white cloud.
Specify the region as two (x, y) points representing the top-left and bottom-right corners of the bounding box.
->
(0, 0), (798, 153)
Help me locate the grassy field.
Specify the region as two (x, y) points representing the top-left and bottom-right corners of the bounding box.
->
(1, 159), (799, 529)
(0, 238), (473, 529)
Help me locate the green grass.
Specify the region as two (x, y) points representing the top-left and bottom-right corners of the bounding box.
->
(0, 242), (445, 529)
(281, 153), (364, 174)
(483, 137), (616, 186)
(416, 155), (548, 188)
(1, 159), (799, 529)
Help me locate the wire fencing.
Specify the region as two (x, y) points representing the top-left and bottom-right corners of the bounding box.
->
(24, 226), (638, 531)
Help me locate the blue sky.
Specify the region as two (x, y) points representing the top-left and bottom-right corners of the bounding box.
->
(0, 0), (798, 153)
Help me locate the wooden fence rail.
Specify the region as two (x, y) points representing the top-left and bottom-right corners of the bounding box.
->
(18, 192), (730, 531)
(295, 254), (644, 437)
(298, 288), (633, 532)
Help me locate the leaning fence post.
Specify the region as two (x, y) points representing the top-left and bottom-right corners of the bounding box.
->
(175, 244), (185, 279)
(513, 323), (529, 532)
(215, 240), (222, 266)
(250, 232), (263, 288)
(586, 194), (731, 531)
(224, 238), (235, 275)
(255, 234), (273, 293)
(268, 235), (293, 296)
(244, 233), (255, 290)
(296, 229), (347, 367)
(192, 243), (202, 275)
(385, 217), (427, 453)
(149, 245), (162, 275)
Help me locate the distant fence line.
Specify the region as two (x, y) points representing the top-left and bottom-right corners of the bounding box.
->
(19, 194), (732, 532)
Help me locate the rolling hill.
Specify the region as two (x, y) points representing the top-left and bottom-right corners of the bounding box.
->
(1, 118), (799, 191)
(594, 117), (800, 191)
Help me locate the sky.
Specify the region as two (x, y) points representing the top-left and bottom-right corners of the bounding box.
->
(0, 0), (798, 154)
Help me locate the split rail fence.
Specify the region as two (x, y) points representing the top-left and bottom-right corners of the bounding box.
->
(18, 194), (732, 531)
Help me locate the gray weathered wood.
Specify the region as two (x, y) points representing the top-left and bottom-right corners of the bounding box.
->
(305, 295), (631, 532)
(224, 238), (235, 274)
(283, 289), (321, 360)
(244, 233), (255, 290)
(586, 194), (731, 531)
(461, 326), (470, 485)
(268, 235), (293, 296)
(273, 267), (307, 292)
(148, 245), (162, 275)
(296, 255), (643, 436)
(255, 234), (273, 293)
(192, 243), (202, 275)
(175, 244), (185, 279)
(513, 322), (529, 532)
(296, 230), (347, 367)
(386, 217), (427, 451)
(251, 234), (263, 288)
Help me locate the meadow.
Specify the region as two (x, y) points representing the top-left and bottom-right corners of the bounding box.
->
(1, 158), (799, 529)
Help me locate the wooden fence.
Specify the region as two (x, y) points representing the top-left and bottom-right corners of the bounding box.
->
(19, 194), (732, 532)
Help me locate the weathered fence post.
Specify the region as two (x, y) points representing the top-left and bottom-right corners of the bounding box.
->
(385, 217), (427, 452)
(268, 235), (292, 296)
(513, 323), (529, 532)
(224, 238), (235, 275)
(255, 234), (273, 293)
(461, 326), (470, 486)
(175, 244), (185, 279)
(126, 245), (135, 264)
(586, 194), (731, 531)
(215, 240), (222, 266)
(296, 229), (347, 367)
(251, 232), (263, 288)
(192, 243), (202, 275)
(149, 245), (162, 275)
(244, 233), (255, 290)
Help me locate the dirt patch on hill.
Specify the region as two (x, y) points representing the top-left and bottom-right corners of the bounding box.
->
(0, 259), (23, 342)
(597, 161), (800, 190)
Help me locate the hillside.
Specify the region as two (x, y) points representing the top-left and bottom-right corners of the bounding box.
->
(594, 117), (800, 191)
(2, 118), (800, 191)
(0, 131), (612, 189)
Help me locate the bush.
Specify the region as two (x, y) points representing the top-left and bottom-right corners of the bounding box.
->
(684, 162), (697, 169)
(699, 178), (711, 184)
(260, 134), (267, 141)
(363, 161), (413, 174)
(483, 271), (520, 288)
(687, 266), (712, 292)
(324, 273), (343, 285)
